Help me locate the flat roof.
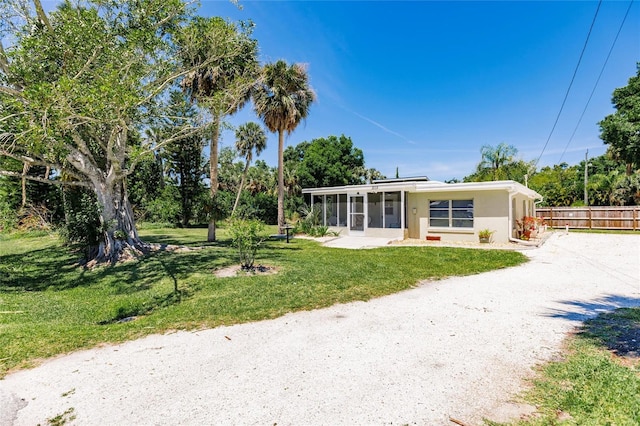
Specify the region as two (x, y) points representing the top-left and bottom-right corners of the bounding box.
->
(372, 176), (429, 184)
(302, 180), (542, 199)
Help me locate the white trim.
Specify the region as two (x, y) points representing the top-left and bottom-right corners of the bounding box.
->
(400, 190), (405, 229)
(348, 194), (365, 235)
(303, 179), (542, 200)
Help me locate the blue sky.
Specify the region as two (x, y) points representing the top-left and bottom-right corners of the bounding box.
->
(201, 0), (639, 182)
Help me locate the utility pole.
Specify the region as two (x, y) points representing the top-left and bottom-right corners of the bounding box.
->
(584, 149), (589, 206)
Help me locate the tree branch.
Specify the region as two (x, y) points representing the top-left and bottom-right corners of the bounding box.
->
(0, 41), (10, 76)
(126, 123), (205, 176)
(33, 0), (53, 33)
(0, 140), (87, 184)
(72, 46), (103, 81)
(65, 145), (104, 183)
(70, 131), (99, 168)
(0, 170), (91, 188)
(136, 66), (194, 108)
(0, 85), (24, 99)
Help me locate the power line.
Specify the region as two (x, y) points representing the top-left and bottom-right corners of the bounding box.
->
(558, 0), (635, 164)
(533, 0), (603, 169)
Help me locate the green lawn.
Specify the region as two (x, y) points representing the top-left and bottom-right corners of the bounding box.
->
(568, 228), (640, 235)
(489, 307), (640, 425)
(0, 227), (526, 377)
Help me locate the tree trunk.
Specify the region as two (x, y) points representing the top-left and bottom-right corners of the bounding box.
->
(20, 162), (29, 208)
(208, 117), (220, 242)
(277, 129), (285, 234)
(92, 177), (146, 264)
(232, 160), (250, 217)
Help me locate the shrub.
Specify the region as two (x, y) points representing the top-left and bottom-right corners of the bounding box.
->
(227, 218), (267, 269)
(0, 200), (18, 232)
(60, 189), (101, 247)
(144, 186), (182, 224)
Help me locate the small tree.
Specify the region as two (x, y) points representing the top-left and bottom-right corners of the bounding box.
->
(227, 218), (267, 270)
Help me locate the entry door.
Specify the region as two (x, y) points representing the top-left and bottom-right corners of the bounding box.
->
(349, 195), (365, 233)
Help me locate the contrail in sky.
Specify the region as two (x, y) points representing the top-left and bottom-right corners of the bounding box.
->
(342, 106), (417, 145)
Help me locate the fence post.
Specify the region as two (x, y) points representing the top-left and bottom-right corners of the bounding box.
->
(634, 207), (637, 231)
(588, 207), (592, 229)
(550, 207), (553, 228)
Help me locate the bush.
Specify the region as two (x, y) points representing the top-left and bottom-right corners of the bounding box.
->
(227, 218), (267, 269)
(144, 186), (182, 224)
(60, 189), (101, 247)
(293, 204), (338, 237)
(232, 191), (278, 225)
(0, 200), (18, 232)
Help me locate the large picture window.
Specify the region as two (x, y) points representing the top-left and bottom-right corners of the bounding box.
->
(429, 199), (474, 228)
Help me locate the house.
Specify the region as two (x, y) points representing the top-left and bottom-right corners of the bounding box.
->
(301, 177), (543, 243)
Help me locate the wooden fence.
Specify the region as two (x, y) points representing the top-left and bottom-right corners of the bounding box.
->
(535, 206), (640, 231)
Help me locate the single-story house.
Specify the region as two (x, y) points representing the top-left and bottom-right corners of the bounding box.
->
(301, 177), (543, 244)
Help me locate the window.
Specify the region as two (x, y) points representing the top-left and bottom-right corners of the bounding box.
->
(368, 193), (382, 228)
(325, 195), (337, 226)
(429, 199), (473, 228)
(384, 192), (401, 228)
(338, 194), (347, 226)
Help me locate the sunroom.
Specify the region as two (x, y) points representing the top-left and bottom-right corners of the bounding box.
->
(303, 177), (424, 240)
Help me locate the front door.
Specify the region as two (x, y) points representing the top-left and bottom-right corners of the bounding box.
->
(349, 195), (365, 234)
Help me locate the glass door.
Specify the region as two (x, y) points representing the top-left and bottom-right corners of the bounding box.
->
(349, 195), (365, 233)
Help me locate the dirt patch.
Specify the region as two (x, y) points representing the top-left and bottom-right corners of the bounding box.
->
(214, 264), (278, 278)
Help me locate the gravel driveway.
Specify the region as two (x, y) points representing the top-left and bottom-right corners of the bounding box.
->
(1, 232), (639, 425)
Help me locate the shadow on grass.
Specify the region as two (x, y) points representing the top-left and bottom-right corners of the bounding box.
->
(0, 241), (233, 293)
(0, 246), (80, 291)
(97, 288), (194, 325)
(142, 234), (234, 248)
(545, 294), (640, 358)
(0, 231), (307, 293)
(580, 307), (640, 359)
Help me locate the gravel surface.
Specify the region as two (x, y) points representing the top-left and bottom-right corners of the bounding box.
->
(1, 232), (639, 426)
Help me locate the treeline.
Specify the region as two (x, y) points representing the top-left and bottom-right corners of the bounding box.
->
(0, 132), (381, 230)
(460, 143), (639, 206)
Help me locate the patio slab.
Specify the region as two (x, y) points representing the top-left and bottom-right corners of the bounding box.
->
(321, 236), (398, 249)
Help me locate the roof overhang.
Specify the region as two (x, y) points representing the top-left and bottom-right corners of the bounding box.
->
(302, 180), (542, 200)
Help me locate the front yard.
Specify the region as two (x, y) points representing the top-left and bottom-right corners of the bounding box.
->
(0, 227), (526, 377)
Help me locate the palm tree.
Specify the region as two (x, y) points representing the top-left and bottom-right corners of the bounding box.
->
(232, 122), (267, 216)
(253, 60), (315, 233)
(283, 165), (300, 197)
(177, 17), (259, 241)
(479, 143), (518, 180)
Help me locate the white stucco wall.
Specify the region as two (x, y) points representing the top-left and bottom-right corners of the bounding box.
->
(407, 190), (513, 243)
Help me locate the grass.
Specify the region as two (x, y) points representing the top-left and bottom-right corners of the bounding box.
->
(566, 228), (640, 235)
(489, 307), (640, 425)
(0, 227), (527, 377)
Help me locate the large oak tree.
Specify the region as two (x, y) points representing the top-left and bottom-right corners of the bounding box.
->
(0, 0), (205, 262)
